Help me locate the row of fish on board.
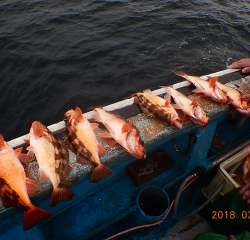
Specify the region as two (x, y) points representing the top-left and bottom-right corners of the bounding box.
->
(1, 71), (250, 231)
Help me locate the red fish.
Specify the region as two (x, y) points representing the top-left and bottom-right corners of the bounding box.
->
(26, 121), (75, 207)
(216, 82), (250, 118)
(174, 71), (228, 104)
(91, 107), (146, 160)
(163, 87), (210, 127)
(130, 89), (182, 128)
(64, 107), (114, 183)
(0, 134), (51, 230)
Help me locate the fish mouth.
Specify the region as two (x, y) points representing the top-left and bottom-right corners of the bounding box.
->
(192, 105), (210, 127)
(213, 85), (228, 104)
(126, 129), (146, 160)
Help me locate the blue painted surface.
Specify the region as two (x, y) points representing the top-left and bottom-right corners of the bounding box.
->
(1, 103), (250, 240)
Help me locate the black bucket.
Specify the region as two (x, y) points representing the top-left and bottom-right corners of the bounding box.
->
(136, 186), (170, 223)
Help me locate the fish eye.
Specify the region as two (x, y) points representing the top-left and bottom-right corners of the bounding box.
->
(164, 114), (170, 119)
(64, 115), (70, 121)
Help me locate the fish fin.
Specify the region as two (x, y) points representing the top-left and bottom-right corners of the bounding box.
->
(91, 112), (102, 122)
(172, 104), (183, 110)
(90, 123), (99, 129)
(74, 107), (84, 122)
(230, 107), (236, 119)
(14, 147), (23, 157)
(143, 89), (154, 95)
(192, 89), (203, 94)
(26, 178), (38, 197)
(182, 114), (189, 123)
(102, 137), (118, 146)
(0, 134), (5, 151)
(209, 77), (218, 88)
(121, 122), (133, 133)
(99, 132), (113, 138)
(61, 164), (72, 182)
(98, 144), (106, 157)
(90, 164), (114, 183)
(32, 121), (46, 138)
(1, 194), (14, 208)
(173, 71), (187, 78)
(76, 153), (92, 165)
(190, 96), (200, 106)
(18, 154), (32, 163)
(24, 139), (30, 145)
(38, 169), (50, 183)
(164, 94), (171, 106)
(23, 205), (52, 231)
(49, 186), (76, 207)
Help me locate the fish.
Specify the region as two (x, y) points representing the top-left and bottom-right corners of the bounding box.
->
(174, 71), (228, 104)
(163, 87), (210, 127)
(64, 107), (114, 183)
(91, 107), (146, 160)
(26, 121), (76, 207)
(216, 82), (250, 118)
(0, 134), (52, 231)
(130, 89), (182, 128)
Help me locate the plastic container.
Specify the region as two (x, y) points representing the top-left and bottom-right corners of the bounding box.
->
(202, 144), (250, 202)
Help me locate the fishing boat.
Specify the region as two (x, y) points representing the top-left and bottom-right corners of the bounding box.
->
(1, 68), (250, 240)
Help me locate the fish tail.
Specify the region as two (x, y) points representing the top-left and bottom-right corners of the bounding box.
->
(90, 164), (114, 183)
(49, 186), (76, 207)
(23, 205), (52, 231)
(173, 71), (187, 78)
(0, 134), (5, 150)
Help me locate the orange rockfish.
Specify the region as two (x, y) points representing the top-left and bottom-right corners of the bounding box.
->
(26, 121), (75, 207)
(0, 134), (51, 231)
(91, 107), (146, 160)
(64, 107), (114, 183)
(130, 89), (182, 128)
(163, 87), (210, 127)
(216, 82), (250, 118)
(174, 71), (228, 104)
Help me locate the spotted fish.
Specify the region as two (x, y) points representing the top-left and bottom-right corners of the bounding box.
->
(174, 71), (228, 104)
(0, 134), (51, 230)
(64, 107), (114, 183)
(163, 87), (210, 127)
(26, 121), (75, 207)
(91, 107), (146, 159)
(130, 89), (182, 128)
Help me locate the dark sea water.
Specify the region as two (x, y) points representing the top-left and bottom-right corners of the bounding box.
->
(0, 0), (250, 141)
